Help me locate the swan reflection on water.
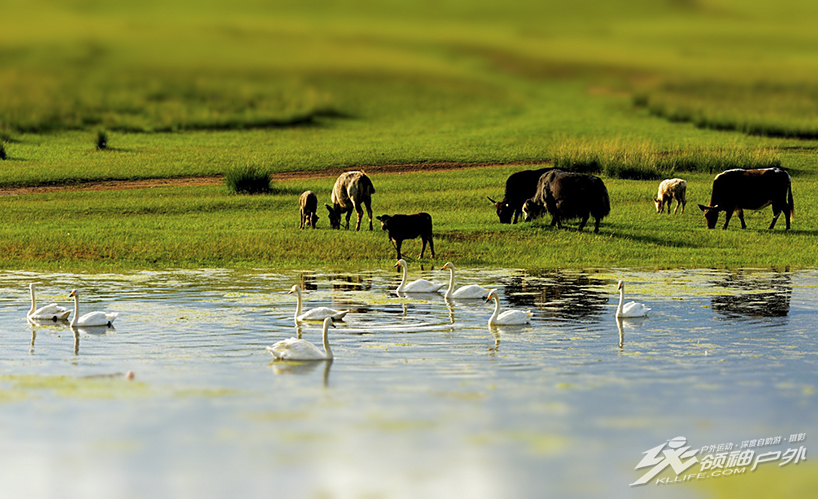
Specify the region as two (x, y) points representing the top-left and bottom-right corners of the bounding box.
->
(270, 359), (333, 387)
(487, 326), (502, 353)
(615, 317), (648, 350)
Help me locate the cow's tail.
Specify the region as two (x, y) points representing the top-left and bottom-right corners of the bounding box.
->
(595, 183), (612, 219)
(360, 171), (376, 195)
(788, 182), (794, 221)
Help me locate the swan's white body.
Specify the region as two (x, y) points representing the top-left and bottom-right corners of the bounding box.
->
(289, 285), (349, 322)
(395, 259), (445, 293)
(268, 317), (334, 360)
(486, 289), (532, 325)
(69, 289), (118, 327)
(441, 262), (490, 299)
(615, 281), (651, 318)
(27, 283), (71, 322)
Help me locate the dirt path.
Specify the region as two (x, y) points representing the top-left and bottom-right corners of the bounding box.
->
(0, 161), (542, 196)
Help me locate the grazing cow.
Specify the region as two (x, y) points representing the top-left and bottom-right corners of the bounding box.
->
(654, 178), (687, 214)
(299, 191), (319, 229)
(376, 213), (435, 260)
(488, 167), (553, 224)
(325, 171), (376, 231)
(522, 169), (610, 233)
(698, 168), (794, 230)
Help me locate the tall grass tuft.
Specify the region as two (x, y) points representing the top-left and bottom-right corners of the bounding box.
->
(224, 164), (272, 194)
(551, 140), (780, 180)
(96, 130), (108, 150)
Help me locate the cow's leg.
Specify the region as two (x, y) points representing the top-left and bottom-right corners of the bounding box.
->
(353, 203), (364, 231)
(395, 239), (403, 260)
(577, 214), (589, 231)
(785, 207), (791, 230)
(428, 234), (435, 258)
(364, 198), (373, 231)
(593, 217), (601, 233)
(344, 209), (352, 230)
(419, 237), (427, 259)
(737, 209), (747, 229)
(512, 208), (520, 224)
(722, 210), (732, 230)
(300, 209), (305, 229)
(769, 207), (781, 230)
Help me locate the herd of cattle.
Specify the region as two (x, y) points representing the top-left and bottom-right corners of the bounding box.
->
(298, 166), (795, 258)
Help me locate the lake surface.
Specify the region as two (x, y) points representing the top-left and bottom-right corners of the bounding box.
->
(0, 267), (815, 498)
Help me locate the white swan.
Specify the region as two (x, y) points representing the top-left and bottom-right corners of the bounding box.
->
(616, 280), (651, 318)
(267, 317), (334, 360)
(69, 289), (119, 327)
(289, 285), (349, 322)
(27, 283), (71, 322)
(441, 262), (490, 299)
(394, 259), (445, 293)
(486, 289), (532, 325)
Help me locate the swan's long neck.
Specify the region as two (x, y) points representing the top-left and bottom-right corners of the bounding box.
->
(616, 286), (624, 316)
(70, 294), (79, 327)
(396, 263), (408, 293)
(489, 294), (500, 324)
(28, 285), (36, 315)
(444, 266), (455, 299)
(293, 286), (302, 321)
(322, 321), (333, 359)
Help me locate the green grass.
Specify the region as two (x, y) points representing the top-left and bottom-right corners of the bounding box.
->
(3, 0), (818, 270)
(1, 163), (816, 270)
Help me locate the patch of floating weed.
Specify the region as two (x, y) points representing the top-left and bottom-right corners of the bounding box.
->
(0, 374), (149, 399)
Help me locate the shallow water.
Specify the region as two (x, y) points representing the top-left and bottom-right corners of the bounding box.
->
(0, 267), (815, 498)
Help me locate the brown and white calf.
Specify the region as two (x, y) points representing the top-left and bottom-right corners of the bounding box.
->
(325, 171), (376, 231)
(375, 213), (435, 260)
(654, 178), (687, 214)
(697, 168), (794, 230)
(299, 190), (319, 229)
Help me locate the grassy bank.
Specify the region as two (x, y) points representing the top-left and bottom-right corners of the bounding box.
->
(1, 161), (816, 271)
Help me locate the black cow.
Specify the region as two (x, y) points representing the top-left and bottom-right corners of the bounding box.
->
(488, 167), (553, 224)
(522, 169), (610, 233)
(376, 213), (435, 260)
(697, 168), (794, 230)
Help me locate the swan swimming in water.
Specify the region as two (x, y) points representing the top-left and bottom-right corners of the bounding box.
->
(27, 283), (72, 322)
(69, 289), (118, 327)
(441, 262), (490, 299)
(394, 259), (445, 294)
(267, 317), (334, 360)
(486, 289), (532, 325)
(615, 280), (651, 318)
(289, 284), (349, 322)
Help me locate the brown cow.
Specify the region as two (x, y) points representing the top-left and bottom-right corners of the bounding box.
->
(325, 171), (376, 231)
(299, 190), (319, 229)
(697, 168), (793, 230)
(522, 170), (610, 233)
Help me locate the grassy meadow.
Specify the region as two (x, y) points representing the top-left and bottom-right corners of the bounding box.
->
(2, 0), (818, 269)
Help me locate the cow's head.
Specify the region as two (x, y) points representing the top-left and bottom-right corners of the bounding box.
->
(653, 197), (664, 213)
(325, 204), (341, 229)
(698, 204), (720, 229)
(488, 196), (514, 224)
(375, 214), (391, 231)
(522, 199), (544, 222)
